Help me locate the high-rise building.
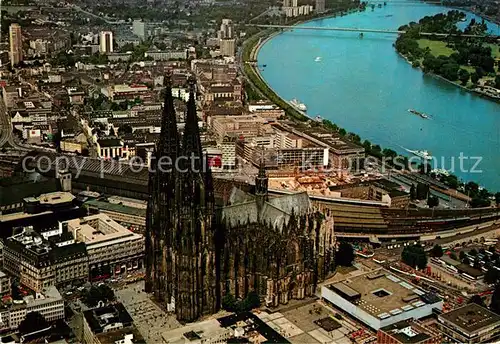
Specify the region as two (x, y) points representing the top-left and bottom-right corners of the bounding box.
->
(133, 20), (146, 39)
(9, 23), (23, 67)
(146, 74), (336, 323)
(99, 31), (114, 54)
(315, 0), (325, 13)
(220, 38), (236, 57)
(219, 19), (234, 39)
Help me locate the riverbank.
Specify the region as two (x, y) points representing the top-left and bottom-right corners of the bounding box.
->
(242, 6), (361, 122)
(245, 5), (500, 194)
(397, 49), (490, 97)
(397, 51), (500, 103)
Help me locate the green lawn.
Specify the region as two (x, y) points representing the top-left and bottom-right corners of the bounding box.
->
(417, 39), (455, 57)
(486, 43), (500, 59)
(416, 39), (499, 87)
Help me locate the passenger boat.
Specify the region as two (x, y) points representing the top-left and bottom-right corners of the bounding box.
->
(404, 148), (433, 160)
(290, 98), (307, 111)
(408, 108), (429, 119)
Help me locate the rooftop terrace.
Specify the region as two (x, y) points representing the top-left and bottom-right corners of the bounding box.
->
(328, 271), (431, 318)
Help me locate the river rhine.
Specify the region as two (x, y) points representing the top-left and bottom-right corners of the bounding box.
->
(257, 2), (500, 191)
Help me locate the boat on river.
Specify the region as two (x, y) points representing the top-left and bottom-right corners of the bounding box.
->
(290, 98), (307, 112)
(315, 56), (322, 62)
(404, 148), (433, 160)
(408, 108), (429, 119)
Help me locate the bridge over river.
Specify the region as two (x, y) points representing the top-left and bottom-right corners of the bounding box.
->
(248, 24), (499, 39)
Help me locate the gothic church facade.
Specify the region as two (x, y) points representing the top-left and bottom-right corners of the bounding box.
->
(146, 75), (335, 322)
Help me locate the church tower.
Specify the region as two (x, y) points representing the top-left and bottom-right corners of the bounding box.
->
(145, 72), (179, 308)
(174, 76), (218, 321)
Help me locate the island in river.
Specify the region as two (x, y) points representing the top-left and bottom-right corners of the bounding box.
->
(395, 10), (500, 100)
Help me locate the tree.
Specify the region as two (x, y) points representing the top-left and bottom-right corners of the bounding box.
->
(430, 244), (443, 257)
(336, 242), (355, 267)
(440, 62), (459, 81)
(402, 244), (427, 269)
(491, 283), (500, 314)
(495, 75), (500, 89)
(223, 291), (260, 312)
(245, 291), (260, 310)
(471, 72), (480, 84)
(469, 294), (486, 308)
(11, 282), (22, 300)
(416, 183), (429, 200)
(18, 312), (49, 335)
(427, 195), (439, 208)
(450, 253), (458, 260)
(410, 184), (416, 200)
(459, 251), (466, 260)
(470, 197), (490, 208)
(458, 68), (470, 85)
(362, 140), (371, 151)
(221, 293), (237, 312)
(84, 285), (115, 307)
(470, 248), (478, 256)
(495, 192), (500, 205)
(119, 124), (133, 135)
(485, 266), (500, 285)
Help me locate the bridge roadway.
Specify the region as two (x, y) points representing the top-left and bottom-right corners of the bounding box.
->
(249, 24), (497, 39)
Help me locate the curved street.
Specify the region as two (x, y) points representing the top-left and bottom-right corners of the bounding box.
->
(0, 98), (14, 148)
(0, 98), (33, 151)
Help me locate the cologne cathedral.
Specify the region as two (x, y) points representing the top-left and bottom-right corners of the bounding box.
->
(145, 74), (336, 323)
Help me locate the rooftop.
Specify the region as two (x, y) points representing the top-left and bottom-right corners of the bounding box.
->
(380, 320), (433, 344)
(327, 270), (437, 318)
(456, 264), (484, 277)
(0, 177), (61, 207)
(97, 138), (123, 148)
(25, 286), (62, 308)
(65, 213), (142, 247)
(84, 199), (146, 218)
(162, 312), (289, 344)
(439, 303), (500, 335)
(32, 192), (75, 206)
(84, 303), (134, 335)
(6, 226), (86, 266)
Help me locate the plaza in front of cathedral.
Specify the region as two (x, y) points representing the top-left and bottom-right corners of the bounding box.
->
(114, 268), (370, 344)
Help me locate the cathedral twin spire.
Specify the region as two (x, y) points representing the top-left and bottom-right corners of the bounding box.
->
(182, 76), (203, 165)
(155, 72), (202, 170)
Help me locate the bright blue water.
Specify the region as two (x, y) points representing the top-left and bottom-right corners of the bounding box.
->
(257, 3), (500, 191)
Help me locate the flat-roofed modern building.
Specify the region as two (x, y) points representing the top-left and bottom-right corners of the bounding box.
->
(321, 269), (443, 330)
(437, 303), (500, 343)
(84, 199), (146, 233)
(65, 214), (144, 279)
